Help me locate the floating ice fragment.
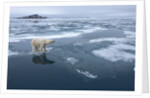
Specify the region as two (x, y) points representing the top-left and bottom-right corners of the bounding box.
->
(76, 69), (98, 79)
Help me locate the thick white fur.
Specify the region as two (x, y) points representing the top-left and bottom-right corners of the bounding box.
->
(31, 38), (55, 52)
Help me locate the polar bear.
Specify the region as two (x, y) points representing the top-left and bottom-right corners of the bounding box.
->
(31, 38), (55, 52)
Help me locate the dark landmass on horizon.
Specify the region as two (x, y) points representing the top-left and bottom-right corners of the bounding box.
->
(16, 14), (47, 19)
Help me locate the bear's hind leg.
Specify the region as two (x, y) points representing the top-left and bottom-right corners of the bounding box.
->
(32, 46), (38, 52)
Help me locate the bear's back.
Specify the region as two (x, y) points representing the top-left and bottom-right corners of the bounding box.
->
(31, 38), (45, 46)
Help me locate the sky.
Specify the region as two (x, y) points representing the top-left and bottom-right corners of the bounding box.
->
(10, 5), (136, 18)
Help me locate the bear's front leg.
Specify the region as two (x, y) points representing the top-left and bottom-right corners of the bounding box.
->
(40, 44), (45, 52)
(43, 44), (46, 52)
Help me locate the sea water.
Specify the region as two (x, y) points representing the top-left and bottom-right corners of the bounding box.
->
(8, 17), (135, 90)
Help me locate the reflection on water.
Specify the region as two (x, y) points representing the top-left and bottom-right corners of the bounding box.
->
(32, 53), (54, 65)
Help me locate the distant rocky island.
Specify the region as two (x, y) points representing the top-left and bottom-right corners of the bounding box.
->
(17, 14), (47, 19)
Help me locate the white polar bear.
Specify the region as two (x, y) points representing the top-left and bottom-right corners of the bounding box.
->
(31, 38), (55, 52)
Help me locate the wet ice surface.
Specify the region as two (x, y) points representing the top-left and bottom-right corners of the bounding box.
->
(8, 18), (135, 90)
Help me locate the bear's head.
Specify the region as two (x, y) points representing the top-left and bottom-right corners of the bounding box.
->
(45, 40), (55, 44)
